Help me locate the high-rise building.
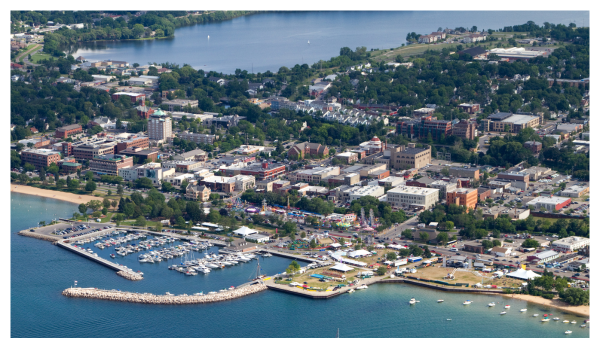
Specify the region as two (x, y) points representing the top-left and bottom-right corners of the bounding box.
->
(148, 109), (172, 142)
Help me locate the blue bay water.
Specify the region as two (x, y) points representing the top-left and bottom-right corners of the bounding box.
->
(12, 193), (588, 337)
(68, 11), (589, 74)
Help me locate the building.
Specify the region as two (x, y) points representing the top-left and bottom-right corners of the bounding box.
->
(256, 180), (275, 192)
(200, 175), (255, 192)
(119, 163), (173, 185)
(489, 47), (550, 60)
(288, 142), (329, 159)
(72, 139), (117, 160)
(378, 176), (405, 188)
(203, 115), (241, 129)
(431, 180), (457, 195)
(241, 162), (286, 181)
(449, 167), (480, 180)
(389, 144), (431, 170)
(291, 166), (340, 184)
(328, 173), (361, 186)
(177, 131), (218, 145)
(447, 187), (478, 210)
(348, 185), (385, 202)
(551, 236), (590, 253)
(490, 246), (511, 257)
(59, 161), (82, 174)
(20, 149), (61, 169)
(463, 34), (486, 43)
(148, 109), (172, 142)
(111, 92), (145, 103)
(560, 185), (589, 198)
(162, 160), (204, 172)
(186, 184), (211, 202)
(452, 120), (478, 140)
(481, 113), (540, 133)
(463, 243), (486, 254)
(398, 116), (452, 141)
(119, 147), (159, 162)
(413, 107), (435, 118)
(527, 250), (560, 264)
(555, 123), (583, 135)
(114, 134), (149, 153)
(335, 152), (359, 164)
(387, 186), (439, 209)
(458, 103), (481, 114)
(236, 145), (265, 155)
(55, 124), (83, 139)
(418, 34), (438, 43)
(162, 99), (198, 111)
(136, 104), (154, 119)
(526, 196), (571, 211)
(173, 149), (208, 162)
(458, 47), (488, 59)
(523, 141), (543, 153)
(245, 233), (271, 244)
(89, 154), (133, 176)
(497, 171), (529, 183)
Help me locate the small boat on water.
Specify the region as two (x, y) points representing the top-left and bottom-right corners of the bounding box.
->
(409, 298), (417, 305)
(463, 300), (472, 305)
(541, 318), (550, 322)
(533, 314), (539, 317)
(554, 318), (561, 321)
(520, 309), (527, 312)
(347, 289), (355, 293)
(356, 285), (368, 290)
(563, 320), (570, 323)
(504, 305), (511, 309)
(580, 324), (586, 328)
(565, 330), (572, 335)
(110, 254), (115, 258)
(488, 302), (496, 307)
(571, 321), (576, 324)
(500, 311), (507, 315)
(446, 319), (452, 321)
(437, 299), (444, 303)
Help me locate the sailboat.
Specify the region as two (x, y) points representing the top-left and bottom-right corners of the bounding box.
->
(307, 40), (310, 44)
(208, 35), (210, 39)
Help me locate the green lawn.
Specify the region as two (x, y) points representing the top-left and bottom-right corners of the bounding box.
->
(29, 51), (56, 63)
(532, 217), (560, 225)
(17, 44), (41, 62)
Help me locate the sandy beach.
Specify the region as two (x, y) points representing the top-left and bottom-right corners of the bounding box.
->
(11, 184), (103, 205)
(503, 293), (589, 317)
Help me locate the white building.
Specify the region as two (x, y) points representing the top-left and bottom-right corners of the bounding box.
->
(551, 236), (590, 253)
(163, 173), (196, 186)
(148, 109), (172, 142)
(235, 145), (265, 155)
(430, 180), (458, 195)
(526, 196), (571, 211)
(528, 250), (560, 263)
(118, 162), (175, 185)
(378, 176), (404, 188)
(348, 185), (385, 202)
(387, 186), (439, 209)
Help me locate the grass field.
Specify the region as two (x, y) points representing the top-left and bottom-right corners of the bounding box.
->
(17, 44), (42, 62)
(415, 266), (522, 288)
(531, 217), (560, 225)
(29, 51), (56, 63)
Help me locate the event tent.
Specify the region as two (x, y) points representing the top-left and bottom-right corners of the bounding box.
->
(348, 249), (372, 258)
(330, 263), (354, 272)
(506, 269), (541, 280)
(233, 226), (258, 237)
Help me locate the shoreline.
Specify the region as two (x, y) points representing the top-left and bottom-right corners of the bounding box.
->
(11, 184), (103, 205)
(501, 293), (589, 317)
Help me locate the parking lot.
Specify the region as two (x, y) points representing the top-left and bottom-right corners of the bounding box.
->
(31, 221), (109, 239)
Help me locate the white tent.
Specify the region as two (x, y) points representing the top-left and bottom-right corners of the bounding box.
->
(348, 249), (372, 258)
(233, 226), (258, 237)
(506, 269), (541, 280)
(330, 243), (342, 248)
(330, 263), (354, 272)
(375, 244), (385, 249)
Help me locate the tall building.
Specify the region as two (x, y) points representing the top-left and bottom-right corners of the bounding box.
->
(55, 124), (82, 139)
(389, 144), (431, 170)
(397, 116), (452, 141)
(148, 109), (172, 142)
(89, 154), (133, 176)
(387, 186), (439, 209)
(451, 120), (478, 140)
(447, 186), (478, 210)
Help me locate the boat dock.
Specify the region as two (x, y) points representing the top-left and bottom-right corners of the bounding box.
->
(55, 240), (144, 281)
(258, 249), (323, 263)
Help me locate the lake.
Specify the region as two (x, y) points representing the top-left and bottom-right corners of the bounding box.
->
(67, 11), (588, 74)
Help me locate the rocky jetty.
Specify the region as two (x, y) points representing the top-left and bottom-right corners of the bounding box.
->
(18, 230), (58, 242)
(62, 283), (268, 304)
(117, 271), (144, 281)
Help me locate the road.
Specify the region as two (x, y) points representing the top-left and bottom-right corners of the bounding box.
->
(16, 43), (43, 66)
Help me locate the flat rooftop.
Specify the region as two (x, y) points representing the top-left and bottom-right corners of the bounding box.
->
(501, 114), (538, 125)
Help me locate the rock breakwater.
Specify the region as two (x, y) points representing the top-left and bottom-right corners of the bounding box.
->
(117, 271), (144, 281)
(62, 283), (268, 305)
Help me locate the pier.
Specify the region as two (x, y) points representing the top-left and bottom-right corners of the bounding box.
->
(62, 283), (268, 304)
(55, 241), (144, 281)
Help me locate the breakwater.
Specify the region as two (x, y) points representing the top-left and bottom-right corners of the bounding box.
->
(62, 283), (268, 305)
(18, 229), (58, 242)
(117, 271), (144, 281)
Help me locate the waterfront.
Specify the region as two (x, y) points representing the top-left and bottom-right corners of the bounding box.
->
(67, 11), (588, 74)
(12, 193), (589, 337)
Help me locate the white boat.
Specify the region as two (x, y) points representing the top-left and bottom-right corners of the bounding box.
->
(207, 263), (219, 269)
(193, 292), (203, 296)
(580, 324), (586, 328)
(504, 305), (511, 309)
(571, 321), (576, 324)
(463, 300), (472, 305)
(446, 319), (452, 321)
(263, 253), (272, 257)
(409, 298), (416, 305)
(563, 320), (570, 323)
(533, 314), (539, 317)
(541, 318), (550, 322)
(347, 289), (355, 293)
(565, 331), (572, 335)
(500, 311), (507, 315)
(488, 302), (496, 307)
(554, 318), (561, 321)
(437, 300), (444, 303)
(356, 285), (368, 290)
(208, 291), (217, 295)
(307, 40), (310, 44)
(201, 267), (210, 274)
(520, 309), (527, 312)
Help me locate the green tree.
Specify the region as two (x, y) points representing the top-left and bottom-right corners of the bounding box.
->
(402, 229), (413, 239)
(522, 238), (539, 248)
(376, 266), (388, 276)
(310, 239), (318, 250)
(78, 203), (87, 214)
(85, 181), (97, 192)
(436, 232), (449, 245)
(481, 240), (493, 249)
(114, 214), (124, 226)
(300, 231), (306, 238)
(286, 260), (301, 274)
(492, 239), (502, 247)
(135, 216), (147, 228)
(338, 237), (346, 246)
(423, 246), (432, 258)
(419, 232), (429, 242)
(385, 252), (397, 261)
(445, 221), (454, 231)
(117, 185), (124, 195)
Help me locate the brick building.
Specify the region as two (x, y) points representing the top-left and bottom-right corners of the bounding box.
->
(458, 103), (480, 114)
(55, 124), (82, 139)
(287, 142), (329, 159)
(119, 147), (159, 162)
(89, 154), (133, 176)
(111, 92), (145, 103)
(397, 116), (452, 141)
(115, 135), (149, 153)
(452, 120), (478, 140)
(240, 162), (286, 181)
(21, 149), (61, 169)
(447, 186), (478, 210)
(523, 141), (542, 153)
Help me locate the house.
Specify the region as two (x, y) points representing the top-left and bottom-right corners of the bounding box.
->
(287, 142), (329, 159)
(490, 246), (512, 257)
(208, 77), (226, 86)
(185, 184), (211, 202)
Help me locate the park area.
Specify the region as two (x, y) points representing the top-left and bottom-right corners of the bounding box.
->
(412, 266), (523, 289)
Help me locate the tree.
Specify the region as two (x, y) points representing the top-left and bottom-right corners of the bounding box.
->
(445, 221), (454, 231)
(23, 163), (35, 172)
(402, 229), (413, 239)
(300, 231), (306, 238)
(492, 239), (502, 247)
(436, 232), (449, 245)
(85, 171), (94, 181)
(56, 178), (66, 189)
(39, 167), (46, 182)
(441, 167), (450, 177)
(111, 200), (118, 209)
(385, 252), (397, 261)
(289, 233), (296, 241)
(310, 239), (318, 250)
(286, 260), (301, 274)
(135, 216), (147, 228)
(423, 246), (432, 258)
(522, 238), (539, 248)
(117, 185), (124, 195)
(78, 203), (87, 214)
(419, 232), (429, 242)
(113, 213), (124, 226)
(86, 200), (102, 211)
(85, 181), (97, 192)
(481, 240), (493, 249)
(338, 238), (346, 246)
(376, 266), (388, 276)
